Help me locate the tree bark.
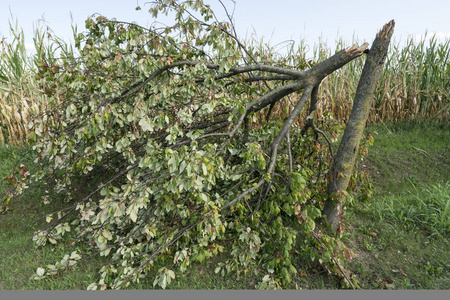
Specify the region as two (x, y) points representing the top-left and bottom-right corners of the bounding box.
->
(324, 20), (395, 231)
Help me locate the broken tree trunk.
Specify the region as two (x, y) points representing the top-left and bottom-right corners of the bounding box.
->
(324, 20), (395, 231)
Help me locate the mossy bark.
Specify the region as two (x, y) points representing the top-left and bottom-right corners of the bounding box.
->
(324, 20), (395, 231)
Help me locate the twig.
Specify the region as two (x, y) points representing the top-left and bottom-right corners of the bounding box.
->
(310, 231), (355, 290)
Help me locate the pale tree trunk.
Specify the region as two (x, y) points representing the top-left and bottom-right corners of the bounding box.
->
(324, 20), (395, 231)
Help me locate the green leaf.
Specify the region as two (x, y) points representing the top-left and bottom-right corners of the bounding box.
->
(305, 218), (316, 231)
(168, 156), (178, 173)
(160, 274), (167, 289)
(202, 163), (208, 175)
(102, 230), (113, 240)
(70, 251), (81, 260)
(139, 117), (154, 132)
(167, 269), (175, 279)
(36, 267), (45, 276)
(289, 264), (298, 274)
(130, 210), (138, 223)
(179, 161), (187, 174)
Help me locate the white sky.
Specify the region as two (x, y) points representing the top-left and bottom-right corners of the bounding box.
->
(1, 0), (449, 56)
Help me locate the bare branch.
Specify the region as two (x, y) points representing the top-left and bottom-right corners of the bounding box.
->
(222, 86), (313, 211)
(246, 81), (303, 113)
(305, 43), (369, 83)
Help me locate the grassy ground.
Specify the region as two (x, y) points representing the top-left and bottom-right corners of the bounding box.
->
(343, 120), (449, 289)
(0, 120), (448, 289)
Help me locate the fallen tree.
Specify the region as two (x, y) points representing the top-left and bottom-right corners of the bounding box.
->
(2, 0), (393, 289)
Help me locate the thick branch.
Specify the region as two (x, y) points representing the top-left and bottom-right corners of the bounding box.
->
(113, 42), (370, 106)
(244, 75), (294, 82)
(304, 43), (369, 84)
(246, 81), (304, 113)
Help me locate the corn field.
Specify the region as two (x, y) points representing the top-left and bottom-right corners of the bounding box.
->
(0, 23), (449, 146)
(273, 35), (449, 124)
(0, 22), (51, 146)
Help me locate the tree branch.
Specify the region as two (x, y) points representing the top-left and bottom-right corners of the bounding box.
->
(304, 43), (369, 83)
(221, 86), (313, 211)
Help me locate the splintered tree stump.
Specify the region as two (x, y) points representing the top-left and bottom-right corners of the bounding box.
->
(324, 20), (395, 231)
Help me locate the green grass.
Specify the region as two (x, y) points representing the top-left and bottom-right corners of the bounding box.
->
(343, 119), (449, 289)
(0, 120), (449, 289)
(0, 145), (107, 289)
(368, 183), (449, 237)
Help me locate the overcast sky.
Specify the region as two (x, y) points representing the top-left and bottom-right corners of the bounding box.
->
(1, 0), (449, 56)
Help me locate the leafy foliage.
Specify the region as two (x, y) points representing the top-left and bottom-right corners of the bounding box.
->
(2, 0), (372, 289)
